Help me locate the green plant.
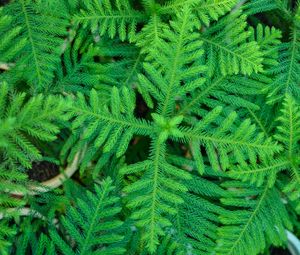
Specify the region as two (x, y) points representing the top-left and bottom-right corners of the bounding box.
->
(0, 0), (299, 254)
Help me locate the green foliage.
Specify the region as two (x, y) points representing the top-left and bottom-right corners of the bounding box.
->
(138, 6), (206, 114)
(50, 177), (125, 255)
(0, 163), (27, 213)
(250, 24), (282, 67)
(181, 106), (280, 173)
(0, 0), (299, 255)
(170, 176), (227, 254)
(73, 0), (145, 41)
(0, 79), (67, 252)
(242, 0), (284, 14)
(229, 95), (300, 212)
(266, 7), (300, 103)
(94, 39), (144, 88)
(216, 183), (292, 255)
(134, 14), (167, 59)
(0, 82), (67, 168)
(0, 8), (26, 65)
(121, 138), (191, 253)
(243, 0), (290, 15)
(1, 0), (68, 92)
(275, 95), (300, 212)
(202, 12), (264, 76)
(14, 228), (55, 255)
(160, 0), (238, 25)
(52, 29), (99, 94)
(0, 219), (16, 255)
(66, 87), (152, 176)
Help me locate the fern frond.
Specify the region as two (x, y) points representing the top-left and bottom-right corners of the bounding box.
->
(176, 23), (280, 118)
(216, 184), (292, 255)
(228, 158), (290, 187)
(179, 107), (281, 173)
(0, 164), (27, 212)
(266, 20), (300, 103)
(138, 7), (206, 116)
(169, 175), (226, 255)
(161, 0), (238, 25)
(73, 0), (145, 41)
(0, 8), (26, 65)
(121, 138), (191, 253)
(155, 234), (183, 255)
(240, 94), (278, 137)
(4, 0), (68, 91)
(177, 73), (269, 118)
(95, 39), (143, 88)
(275, 94), (300, 157)
(0, 220), (16, 255)
(0, 161), (27, 255)
(134, 14), (167, 60)
(14, 229), (55, 255)
(283, 164), (300, 212)
(274, 95), (300, 211)
(250, 24), (282, 67)
(0, 82), (67, 168)
(68, 87), (152, 176)
(53, 29), (99, 94)
(55, 28), (142, 94)
(202, 11), (264, 76)
(243, 0), (291, 15)
(230, 95), (300, 211)
(50, 177), (125, 255)
(195, 0), (238, 25)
